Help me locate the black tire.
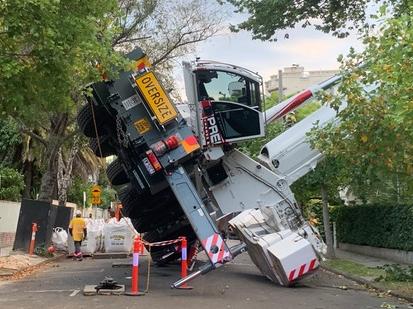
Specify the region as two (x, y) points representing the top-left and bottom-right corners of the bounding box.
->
(117, 184), (143, 215)
(77, 103), (108, 137)
(107, 158), (129, 185)
(118, 184), (182, 217)
(89, 135), (116, 158)
(117, 183), (195, 262)
(130, 209), (183, 232)
(143, 222), (196, 264)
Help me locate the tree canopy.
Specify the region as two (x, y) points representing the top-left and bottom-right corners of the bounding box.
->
(0, 166), (24, 201)
(0, 0), (224, 203)
(310, 6), (413, 204)
(222, 0), (404, 41)
(0, 0), (125, 120)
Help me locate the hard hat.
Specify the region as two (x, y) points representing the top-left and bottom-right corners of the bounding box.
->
(75, 210), (82, 216)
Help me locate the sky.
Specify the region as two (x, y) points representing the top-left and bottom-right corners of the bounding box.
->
(174, 3), (365, 100)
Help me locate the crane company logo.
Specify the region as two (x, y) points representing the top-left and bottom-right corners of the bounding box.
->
(203, 115), (223, 145)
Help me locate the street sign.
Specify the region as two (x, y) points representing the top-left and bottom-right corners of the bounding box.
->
(91, 185), (102, 205)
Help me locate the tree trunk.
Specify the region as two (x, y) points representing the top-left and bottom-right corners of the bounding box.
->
(57, 137), (79, 207)
(22, 159), (34, 199)
(321, 184), (335, 258)
(38, 113), (69, 202)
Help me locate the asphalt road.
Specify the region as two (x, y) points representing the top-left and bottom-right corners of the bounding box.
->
(0, 252), (411, 309)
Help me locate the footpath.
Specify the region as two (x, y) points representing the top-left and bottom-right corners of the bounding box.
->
(0, 251), (63, 281)
(322, 248), (413, 302)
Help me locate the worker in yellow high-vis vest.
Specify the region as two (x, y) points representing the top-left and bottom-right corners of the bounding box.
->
(69, 210), (87, 261)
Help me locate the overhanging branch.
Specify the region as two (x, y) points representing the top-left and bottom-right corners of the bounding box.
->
(20, 128), (47, 146)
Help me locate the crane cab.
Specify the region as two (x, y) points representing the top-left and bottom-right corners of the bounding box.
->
(183, 60), (265, 145)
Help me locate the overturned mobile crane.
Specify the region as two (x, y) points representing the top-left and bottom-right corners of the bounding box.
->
(77, 47), (342, 288)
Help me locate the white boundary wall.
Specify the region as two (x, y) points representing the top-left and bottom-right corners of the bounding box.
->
(0, 200), (21, 234)
(340, 243), (413, 265)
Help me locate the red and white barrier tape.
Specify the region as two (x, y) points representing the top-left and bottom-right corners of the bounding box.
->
(141, 238), (181, 247)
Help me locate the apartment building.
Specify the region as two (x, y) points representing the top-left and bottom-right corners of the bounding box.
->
(265, 65), (339, 96)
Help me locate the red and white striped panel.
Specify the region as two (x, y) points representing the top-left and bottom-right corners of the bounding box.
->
(202, 233), (231, 264)
(288, 258), (318, 282)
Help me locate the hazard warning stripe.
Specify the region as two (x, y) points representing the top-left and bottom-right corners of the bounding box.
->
(308, 258), (317, 271)
(288, 269), (296, 281)
(288, 258), (318, 281)
(298, 264), (306, 277)
(211, 235), (223, 263)
(201, 233), (231, 264)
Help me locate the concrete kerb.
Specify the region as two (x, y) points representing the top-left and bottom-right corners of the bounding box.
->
(0, 253), (65, 279)
(321, 264), (413, 303)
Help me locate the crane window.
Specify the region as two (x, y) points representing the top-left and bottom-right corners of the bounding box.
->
(196, 70), (260, 109)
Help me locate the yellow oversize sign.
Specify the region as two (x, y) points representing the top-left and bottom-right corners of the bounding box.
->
(135, 72), (178, 125)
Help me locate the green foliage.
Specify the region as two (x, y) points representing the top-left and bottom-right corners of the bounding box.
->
(292, 156), (347, 205)
(0, 0), (127, 202)
(0, 166), (24, 201)
(0, 0), (126, 122)
(263, 92), (282, 110)
(324, 258), (385, 278)
(100, 186), (116, 210)
(0, 0), (223, 203)
(301, 198), (327, 239)
(222, 0), (400, 41)
(97, 168), (116, 209)
(300, 200), (342, 242)
(377, 264), (413, 282)
(335, 204), (413, 251)
(296, 101), (321, 120)
(309, 7), (413, 204)
(326, 259), (413, 285)
(67, 176), (89, 206)
(0, 117), (21, 164)
(67, 174), (115, 209)
(34, 244), (54, 258)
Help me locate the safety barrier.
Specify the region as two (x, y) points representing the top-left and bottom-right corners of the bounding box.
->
(117, 209), (197, 293)
(125, 235), (195, 295)
(28, 223), (38, 255)
(125, 236), (145, 296)
(177, 236), (192, 290)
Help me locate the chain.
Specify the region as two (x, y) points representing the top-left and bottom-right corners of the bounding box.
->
(89, 101), (104, 158)
(116, 116), (129, 147)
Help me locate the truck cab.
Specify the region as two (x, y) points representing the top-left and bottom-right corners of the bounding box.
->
(183, 60), (265, 144)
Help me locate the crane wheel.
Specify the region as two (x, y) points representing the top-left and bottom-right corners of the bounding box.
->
(89, 135), (116, 158)
(77, 104), (108, 137)
(106, 158), (129, 185)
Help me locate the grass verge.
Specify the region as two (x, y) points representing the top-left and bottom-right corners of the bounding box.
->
(324, 259), (385, 278)
(323, 258), (413, 299)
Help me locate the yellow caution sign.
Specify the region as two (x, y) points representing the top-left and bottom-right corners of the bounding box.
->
(91, 184), (102, 205)
(135, 72), (178, 125)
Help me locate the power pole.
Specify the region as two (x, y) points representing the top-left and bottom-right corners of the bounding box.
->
(278, 69), (283, 103)
(321, 184), (336, 258)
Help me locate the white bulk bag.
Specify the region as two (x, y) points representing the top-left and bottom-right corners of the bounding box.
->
(52, 227), (68, 251)
(67, 227), (98, 255)
(103, 218), (135, 253)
